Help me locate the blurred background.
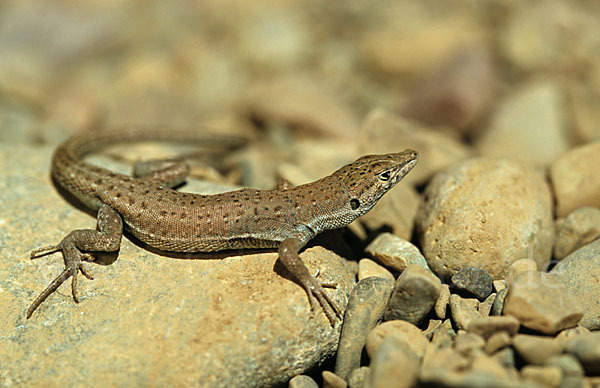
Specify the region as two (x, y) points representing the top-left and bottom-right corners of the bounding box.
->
(1, 0), (599, 182)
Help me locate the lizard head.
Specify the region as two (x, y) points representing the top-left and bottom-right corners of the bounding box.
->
(333, 150), (418, 217)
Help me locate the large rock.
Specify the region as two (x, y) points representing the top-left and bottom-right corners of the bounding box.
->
(417, 158), (554, 280)
(1, 145), (354, 387)
(551, 239), (600, 330)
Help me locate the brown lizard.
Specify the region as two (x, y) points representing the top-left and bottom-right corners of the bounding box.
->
(26, 129), (418, 323)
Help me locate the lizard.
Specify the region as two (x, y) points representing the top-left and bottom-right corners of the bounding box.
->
(26, 129), (418, 324)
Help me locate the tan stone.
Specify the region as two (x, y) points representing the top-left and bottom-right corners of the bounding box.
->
(513, 334), (564, 365)
(478, 292), (496, 317)
(450, 294), (481, 331)
(365, 320), (428, 359)
(358, 258), (394, 282)
(365, 233), (430, 272)
(520, 365), (563, 388)
(485, 331), (512, 354)
(434, 284), (450, 319)
(453, 332), (485, 358)
(554, 207), (600, 260)
(322, 371), (347, 388)
(467, 316), (519, 339)
(417, 158), (554, 279)
(505, 259), (538, 285)
(550, 141), (600, 217)
(367, 337), (419, 388)
(503, 271), (583, 335)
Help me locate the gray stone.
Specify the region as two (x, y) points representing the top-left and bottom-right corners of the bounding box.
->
(491, 288), (507, 316)
(334, 277), (394, 381)
(384, 265), (441, 324)
(451, 266), (493, 300)
(503, 271), (583, 335)
(554, 207), (600, 260)
(545, 354), (584, 378)
(1, 146), (354, 388)
(551, 239), (600, 330)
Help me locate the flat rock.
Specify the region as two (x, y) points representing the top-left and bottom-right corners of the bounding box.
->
(384, 265), (441, 324)
(1, 145), (354, 387)
(451, 266), (493, 300)
(550, 239), (600, 330)
(554, 206), (600, 260)
(550, 141), (600, 217)
(365, 233), (430, 272)
(565, 333), (600, 375)
(365, 320), (428, 359)
(416, 158), (554, 280)
(520, 365), (563, 388)
(502, 271), (583, 335)
(512, 334), (563, 365)
(476, 80), (568, 167)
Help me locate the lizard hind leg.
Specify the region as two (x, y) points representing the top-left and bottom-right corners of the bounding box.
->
(26, 204), (123, 319)
(278, 238), (343, 326)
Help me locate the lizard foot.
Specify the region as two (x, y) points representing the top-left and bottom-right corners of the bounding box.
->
(27, 241), (94, 319)
(302, 274), (343, 326)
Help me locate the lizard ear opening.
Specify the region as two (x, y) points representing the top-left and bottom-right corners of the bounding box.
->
(350, 198), (360, 210)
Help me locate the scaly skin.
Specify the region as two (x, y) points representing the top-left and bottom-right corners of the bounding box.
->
(27, 129), (418, 324)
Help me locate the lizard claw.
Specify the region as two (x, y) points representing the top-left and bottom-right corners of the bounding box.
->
(302, 275), (343, 326)
(26, 241), (93, 319)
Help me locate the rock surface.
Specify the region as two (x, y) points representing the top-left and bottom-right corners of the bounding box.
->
(365, 320), (428, 359)
(357, 258), (394, 282)
(366, 337), (419, 388)
(554, 206), (600, 260)
(550, 239), (600, 330)
(550, 141), (600, 217)
(1, 146), (354, 387)
(417, 158), (554, 280)
(512, 334), (563, 365)
(502, 271), (583, 335)
(565, 333), (600, 375)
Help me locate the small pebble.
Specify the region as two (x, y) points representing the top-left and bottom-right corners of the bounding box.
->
(485, 331), (512, 354)
(334, 277), (394, 381)
(493, 347), (516, 367)
(478, 292), (496, 316)
(565, 332), (600, 375)
(554, 206), (600, 260)
(366, 337), (419, 388)
(322, 371), (347, 388)
(430, 319), (456, 348)
(493, 280), (506, 293)
(347, 367), (370, 388)
(545, 354), (584, 378)
(449, 294), (481, 330)
(451, 266), (493, 300)
(453, 332), (485, 358)
(434, 284), (450, 319)
(502, 271), (583, 335)
(505, 259), (538, 285)
(467, 316), (519, 339)
(357, 258), (394, 282)
(491, 288), (507, 316)
(365, 320), (428, 359)
(365, 233), (430, 272)
(289, 375), (319, 388)
(512, 334), (563, 365)
(555, 326), (591, 348)
(384, 265), (441, 324)
(422, 319), (442, 340)
(520, 365), (563, 388)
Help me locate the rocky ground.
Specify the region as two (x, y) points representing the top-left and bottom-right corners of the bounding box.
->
(1, 1), (600, 387)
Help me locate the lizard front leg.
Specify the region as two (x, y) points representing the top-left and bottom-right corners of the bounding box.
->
(278, 237), (342, 325)
(26, 204), (123, 319)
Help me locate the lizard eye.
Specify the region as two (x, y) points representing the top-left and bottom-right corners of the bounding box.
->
(350, 198), (360, 210)
(378, 171), (391, 182)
